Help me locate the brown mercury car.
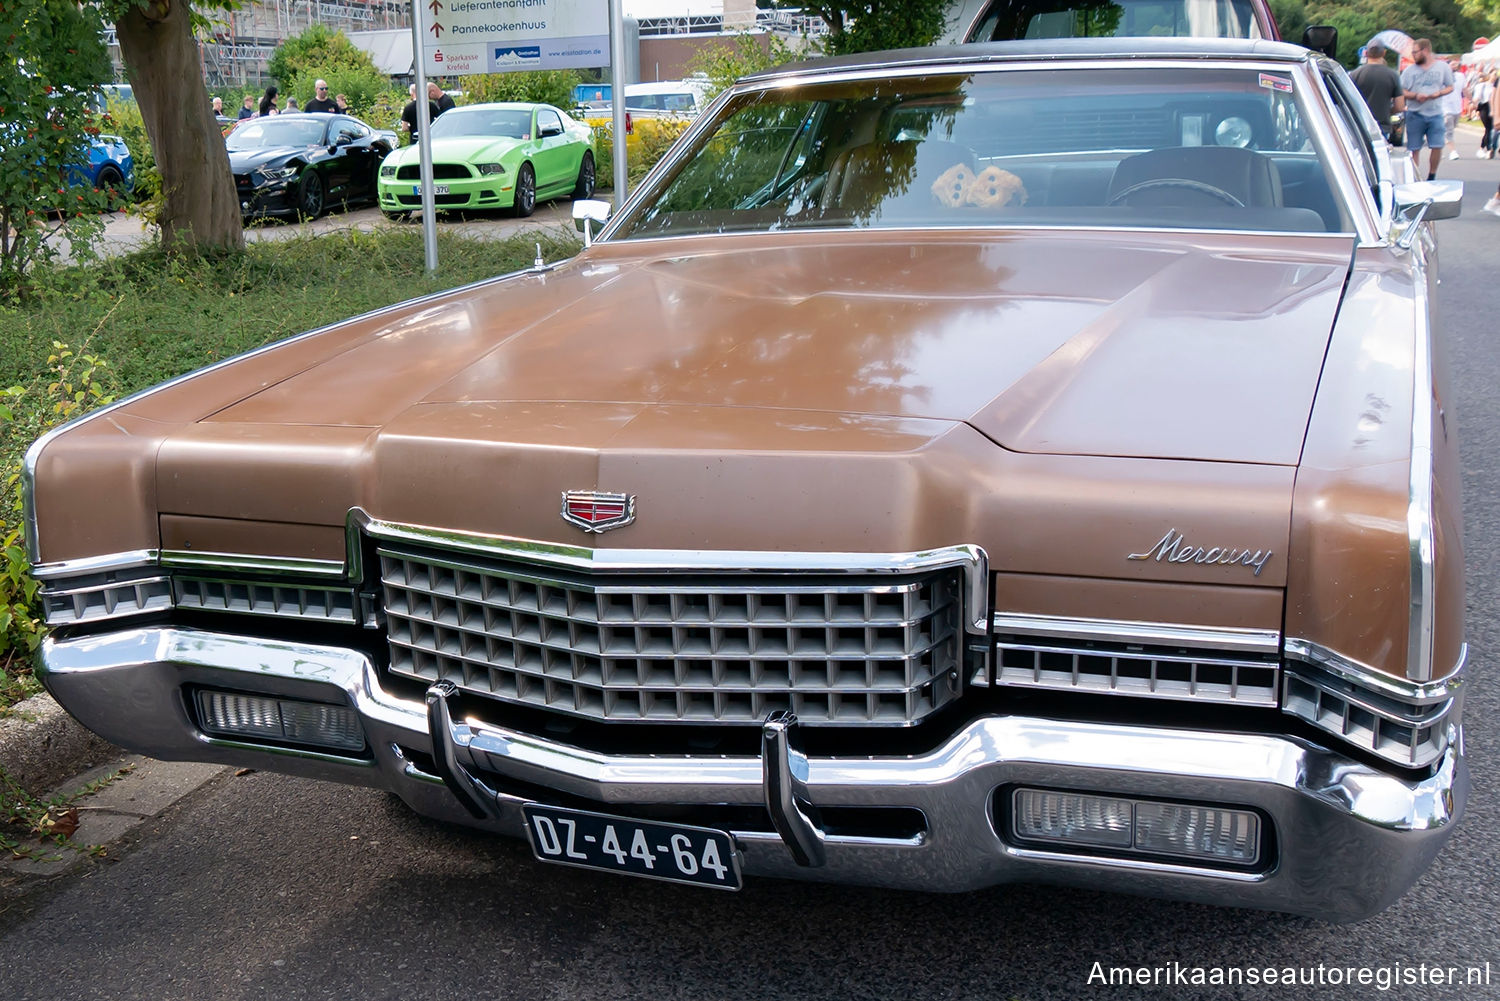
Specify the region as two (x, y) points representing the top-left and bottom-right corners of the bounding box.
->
(25, 39), (1467, 921)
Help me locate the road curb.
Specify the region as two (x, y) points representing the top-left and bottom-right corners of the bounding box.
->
(0, 691), (121, 796)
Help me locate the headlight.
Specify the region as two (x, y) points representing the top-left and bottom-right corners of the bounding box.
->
(257, 166), (298, 182)
(476, 162), (505, 175)
(380, 165), (397, 178)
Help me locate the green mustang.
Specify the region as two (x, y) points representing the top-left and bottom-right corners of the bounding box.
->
(376, 102), (595, 218)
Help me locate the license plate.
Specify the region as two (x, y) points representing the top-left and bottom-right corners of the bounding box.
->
(411, 184), (450, 195)
(522, 803), (741, 890)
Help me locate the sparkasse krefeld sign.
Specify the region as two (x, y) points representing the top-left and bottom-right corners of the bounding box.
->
(422, 0), (609, 75)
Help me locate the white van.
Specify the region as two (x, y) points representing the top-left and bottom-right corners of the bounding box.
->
(622, 80), (710, 117)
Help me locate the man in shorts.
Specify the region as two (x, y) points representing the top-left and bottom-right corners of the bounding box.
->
(1401, 39), (1455, 179)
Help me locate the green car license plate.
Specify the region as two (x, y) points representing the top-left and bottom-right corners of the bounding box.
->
(411, 184), (450, 195)
(522, 803), (742, 890)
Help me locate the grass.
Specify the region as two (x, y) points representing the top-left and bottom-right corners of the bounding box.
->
(0, 225), (582, 394)
(0, 225), (583, 707)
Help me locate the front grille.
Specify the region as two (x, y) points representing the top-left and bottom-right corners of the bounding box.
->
(41, 573), (173, 626)
(379, 544), (964, 725)
(173, 577), (359, 624)
(992, 634), (1280, 707)
(396, 163), (472, 180)
(1282, 661), (1456, 768)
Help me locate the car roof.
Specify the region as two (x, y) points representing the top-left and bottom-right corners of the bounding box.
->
(450, 102), (546, 111)
(742, 37), (1315, 82)
(624, 80), (707, 94)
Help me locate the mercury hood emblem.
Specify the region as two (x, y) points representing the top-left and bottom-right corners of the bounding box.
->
(561, 490), (636, 533)
(1128, 528), (1273, 576)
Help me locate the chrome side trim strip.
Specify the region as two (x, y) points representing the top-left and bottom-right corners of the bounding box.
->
(991, 613), (1280, 655)
(31, 549), (161, 582)
(1285, 637), (1462, 705)
(352, 509), (990, 635)
(159, 550), (348, 580)
(1406, 267), (1437, 682)
(19, 263), (561, 565)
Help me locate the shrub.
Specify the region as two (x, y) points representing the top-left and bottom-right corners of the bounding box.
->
(283, 65), (391, 117)
(590, 117), (693, 189)
(102, 96), (161, 213)
(462, 70), (581, 109)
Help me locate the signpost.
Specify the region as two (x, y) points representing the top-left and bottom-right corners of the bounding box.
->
(407, 0), (618, 273)
(419, 0), (608, 75)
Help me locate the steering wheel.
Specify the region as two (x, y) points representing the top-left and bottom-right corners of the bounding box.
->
(1106, 177), (1245, 208)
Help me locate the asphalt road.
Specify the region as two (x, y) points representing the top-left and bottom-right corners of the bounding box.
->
(4, 153), (1500, 1001)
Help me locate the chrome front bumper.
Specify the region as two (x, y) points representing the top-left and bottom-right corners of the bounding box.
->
(38, 627), (1466, 922)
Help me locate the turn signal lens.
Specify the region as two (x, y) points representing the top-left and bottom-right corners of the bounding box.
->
(1010, 787), (1261, 867)
(1013, 789), (1132, 847)
(196, 690), (365, 752)
(1134, 802), (1260, 863)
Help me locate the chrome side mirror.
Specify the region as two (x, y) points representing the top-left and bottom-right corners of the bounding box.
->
(572, 198), (611, 247)
(1394, 180), (1463, 249)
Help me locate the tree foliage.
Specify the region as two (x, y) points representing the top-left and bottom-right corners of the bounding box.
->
(688, 33), (803, 98)
(803, 0), (950, 54)
(267, 24), (381, 85)
(461, 70), (582, 109)
(0, 0), (118, 291)
(1275, 0), (1494, 65)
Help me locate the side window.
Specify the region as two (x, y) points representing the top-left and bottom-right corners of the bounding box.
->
(1321, 69), (1382, 209)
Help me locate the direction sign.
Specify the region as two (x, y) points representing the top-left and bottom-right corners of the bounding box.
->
(421, 0), (609, 76)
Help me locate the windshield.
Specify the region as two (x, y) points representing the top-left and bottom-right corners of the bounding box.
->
(965, 0), (1260, 41)
(430, 108), (534, 140)
(227, 117), (329, 150)
(611, 66), (1352, 240)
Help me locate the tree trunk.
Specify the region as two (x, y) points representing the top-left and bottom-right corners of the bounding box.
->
(114, 0), (244, 254)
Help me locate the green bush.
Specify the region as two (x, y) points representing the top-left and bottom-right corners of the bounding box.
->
(462, 70), (581, 109)
(283, 65), (391, 117)
(267, 24), (379, 85)
(102, 96), (161, 212)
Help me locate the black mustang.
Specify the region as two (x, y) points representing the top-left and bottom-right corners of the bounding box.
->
(228, 113), (397, 220)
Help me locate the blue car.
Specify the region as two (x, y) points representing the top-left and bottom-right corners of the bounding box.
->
(67, 132), (135, 198)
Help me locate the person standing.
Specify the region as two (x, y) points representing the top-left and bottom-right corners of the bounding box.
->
(1444, 58), (1466, 159)
(1475, 71), (1496, 157)
(427, 81), (456, 117)
(1401, 40), (1454, 180)
(1349, 43), (1405, 144)
(400, 84), (439, 142)
(258, 85), (279, 117)
(237, 94), (255, 120)
(303, 79), (338, 114)
(210, 96), (223, 117)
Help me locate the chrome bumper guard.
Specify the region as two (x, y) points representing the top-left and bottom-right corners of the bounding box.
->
(37, 627), (1466, 922)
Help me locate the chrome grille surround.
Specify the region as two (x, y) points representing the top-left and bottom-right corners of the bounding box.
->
(1282, 639), (1464, 769)
(987, 614), (1281, 707)
(378, 542), (972, 726)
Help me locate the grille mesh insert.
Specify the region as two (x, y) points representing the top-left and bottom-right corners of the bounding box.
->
(379, 546), (963, 725)
(993, 635), (1279, 707)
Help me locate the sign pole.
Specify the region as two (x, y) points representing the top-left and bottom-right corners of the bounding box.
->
(411, 0), (438, 273)
(608, 0), (628, 204)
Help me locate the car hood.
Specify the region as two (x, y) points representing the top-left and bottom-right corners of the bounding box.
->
(207, 229), (1354, 466)
(228, 146), (314, 172)
(390, 136), (526, 164)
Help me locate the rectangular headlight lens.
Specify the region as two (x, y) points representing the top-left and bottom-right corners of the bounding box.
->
(476, 162), (505, 175)
(380, 164), (397, 177)
(196, 690), (365, 752)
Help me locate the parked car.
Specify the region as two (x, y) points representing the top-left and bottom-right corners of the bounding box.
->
(623, 79), (710, 117)
(376, 102), (593, 219)
(26, 38), (1465, 922)
(226, 113), (396, 220)
(68, 132), (135, 200)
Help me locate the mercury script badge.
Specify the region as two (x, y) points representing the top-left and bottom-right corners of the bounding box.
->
(561, 490), (636, 533)
(1128, 528), (1273, 577)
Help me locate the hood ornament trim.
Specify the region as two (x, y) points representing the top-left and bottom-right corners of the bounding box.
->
(1128, 528), (1273, 577)
(561, 490), (636, 533)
